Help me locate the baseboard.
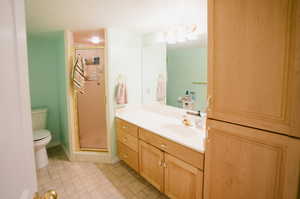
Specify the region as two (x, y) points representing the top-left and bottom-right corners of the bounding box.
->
(60, 147), (119, 164)
(46, 140), (60, 149)
(61, 144), (72, 161)
(71, 151), (112, 163)
(111, 155), (120, 164)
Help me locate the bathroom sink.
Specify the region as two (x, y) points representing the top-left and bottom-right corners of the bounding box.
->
(160, 123), (202, 137)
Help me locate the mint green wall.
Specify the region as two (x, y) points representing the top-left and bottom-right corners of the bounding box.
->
(27, 31), (69, 149)
(55, 33), (70, 151)
(167, 47), (207, 111)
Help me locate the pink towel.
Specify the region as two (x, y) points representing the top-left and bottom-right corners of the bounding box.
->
(116, 82), (128, 105)
(156, 76), (166, 102)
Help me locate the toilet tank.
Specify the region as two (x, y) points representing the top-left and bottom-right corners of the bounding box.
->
(31, 108), (48, 131)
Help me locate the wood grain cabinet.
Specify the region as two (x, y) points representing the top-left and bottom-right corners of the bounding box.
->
(204, 119), (300, 199)
(164, 154), (203, 199)
(207, 0), (300, 138)
(116, 118), (204, 199)
(139, 140), (164, 192)
(117, 142), (138, 172)
(139, 128), (204, 170)
(116, 119), (139, 172)
(207, 0), (300, 198)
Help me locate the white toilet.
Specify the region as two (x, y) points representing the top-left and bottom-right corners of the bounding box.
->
(32, 108), (52, 169)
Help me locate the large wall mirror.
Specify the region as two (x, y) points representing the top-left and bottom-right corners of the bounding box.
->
(166, 39), (207, 111)
(141, 0), (207, 112)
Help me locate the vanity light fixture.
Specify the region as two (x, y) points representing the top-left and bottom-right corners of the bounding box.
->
(158, 24), (200, 44)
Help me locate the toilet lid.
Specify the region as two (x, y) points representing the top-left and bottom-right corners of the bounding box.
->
(33, 129), (51, 141)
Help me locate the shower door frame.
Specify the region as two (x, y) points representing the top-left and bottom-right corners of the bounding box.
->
(73, 46), (108, 152)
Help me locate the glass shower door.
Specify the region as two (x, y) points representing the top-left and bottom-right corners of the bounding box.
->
(76, 48), (107, 151)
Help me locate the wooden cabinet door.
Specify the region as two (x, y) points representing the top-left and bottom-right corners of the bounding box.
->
(139, 140), (164, 191)
(208, 0), (300, 137)
(164, 154), (203, 199)
(204, 119), (300, 199)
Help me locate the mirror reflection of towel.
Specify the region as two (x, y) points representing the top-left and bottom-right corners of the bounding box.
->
(156, 76), (166, 102)
(116, 82), (128, 105)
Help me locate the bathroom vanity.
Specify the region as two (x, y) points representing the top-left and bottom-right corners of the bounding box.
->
(116, 105), (206, 199)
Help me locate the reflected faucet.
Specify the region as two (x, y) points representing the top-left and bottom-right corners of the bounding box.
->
(186, 110), (201, 117)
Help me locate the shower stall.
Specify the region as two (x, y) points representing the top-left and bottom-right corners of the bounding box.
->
(70, 30), (108, 152)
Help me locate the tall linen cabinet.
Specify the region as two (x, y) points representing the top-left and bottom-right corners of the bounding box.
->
(205, 0), (300, 199)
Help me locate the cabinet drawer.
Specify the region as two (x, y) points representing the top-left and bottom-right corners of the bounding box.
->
(117, 129), (138, 152)
(139, 128), (204, 170)
(116, 118), (138, 137)
(117, 142), (139, 172)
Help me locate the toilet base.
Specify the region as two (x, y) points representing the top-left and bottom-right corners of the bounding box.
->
(35, 147), (49, 169)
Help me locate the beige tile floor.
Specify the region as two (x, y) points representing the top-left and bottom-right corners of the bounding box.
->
(37, 146), (169, 199)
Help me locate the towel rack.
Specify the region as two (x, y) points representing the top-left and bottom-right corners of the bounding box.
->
(116, 74), (126, 83)
(192, 81), (208, 85)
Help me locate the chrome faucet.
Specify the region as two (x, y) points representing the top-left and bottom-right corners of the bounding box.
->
(186, 110), (201, 117)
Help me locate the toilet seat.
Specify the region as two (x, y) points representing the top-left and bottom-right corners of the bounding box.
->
(33, 129), (51, 141)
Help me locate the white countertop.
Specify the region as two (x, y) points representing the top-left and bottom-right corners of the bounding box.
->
(115, 104), (206, 153)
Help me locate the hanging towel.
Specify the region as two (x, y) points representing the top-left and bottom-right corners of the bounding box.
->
(72, 55), (86, 93)
(156, 75), (166, 103)
(116, 79), (128, 105)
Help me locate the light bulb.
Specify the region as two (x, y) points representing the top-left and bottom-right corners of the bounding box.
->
(89, 36), (101, 44)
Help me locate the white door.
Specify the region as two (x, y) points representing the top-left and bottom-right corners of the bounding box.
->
(0, 0), (37, 199)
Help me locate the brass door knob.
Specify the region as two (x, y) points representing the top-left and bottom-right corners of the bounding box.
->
(44, 190), (58, 199)
(34, 190), (58, 199)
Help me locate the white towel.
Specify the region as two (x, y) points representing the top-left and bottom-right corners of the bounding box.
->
(156, 75), (166, 102)
(72, 55), (86, 93)
(116, 81), (128, 105)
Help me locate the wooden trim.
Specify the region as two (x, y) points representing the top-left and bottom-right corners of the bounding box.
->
(79, 148), (108, 152)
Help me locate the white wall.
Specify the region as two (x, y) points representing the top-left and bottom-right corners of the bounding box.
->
(106, 28), (143, 156)
(107, 29), (142, 105)
(141, 33), (167, 104)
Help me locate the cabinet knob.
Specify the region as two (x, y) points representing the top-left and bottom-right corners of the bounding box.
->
(122, 126), (128, 129)
(123, 154), (128, 159)
(160, 144), (167, 149)
(163, 162), (167, 168)
(158, 160), (163, 167)
(123, 137), (127, 142)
